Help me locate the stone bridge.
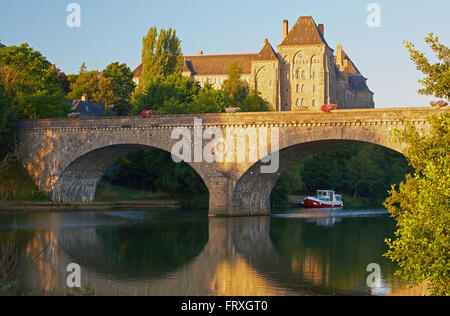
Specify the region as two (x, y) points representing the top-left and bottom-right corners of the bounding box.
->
(15, 108), (447, 216)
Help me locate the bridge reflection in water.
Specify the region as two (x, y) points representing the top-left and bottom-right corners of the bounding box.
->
(9, 210), (425, 296)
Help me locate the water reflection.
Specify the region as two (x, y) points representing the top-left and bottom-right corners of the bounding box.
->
(0, 209), (425, 296)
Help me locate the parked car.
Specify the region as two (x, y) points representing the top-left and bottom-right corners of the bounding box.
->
(68, 112), (81, 119)
(225, 107), (241, 113)
(141, 110), (156, 118)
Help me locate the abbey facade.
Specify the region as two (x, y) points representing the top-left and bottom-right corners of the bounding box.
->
(133, 16), (374, 111)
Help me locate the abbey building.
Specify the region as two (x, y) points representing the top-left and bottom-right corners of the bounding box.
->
(133, 16), (374, 111)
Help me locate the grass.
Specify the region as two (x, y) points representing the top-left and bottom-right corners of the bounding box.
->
(94, 182), (174, 202)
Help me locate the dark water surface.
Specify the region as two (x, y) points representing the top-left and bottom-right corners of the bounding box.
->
(0, 208), (425, 296)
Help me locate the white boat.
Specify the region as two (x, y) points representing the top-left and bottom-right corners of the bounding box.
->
(303, 190), (344, 208)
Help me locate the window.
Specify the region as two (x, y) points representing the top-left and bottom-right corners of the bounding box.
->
(312, 99), (316, 107)
(302, 70), (306, 79)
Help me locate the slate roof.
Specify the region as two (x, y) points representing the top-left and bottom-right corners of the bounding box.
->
(348, 75), (372, 92)
(65, 99), (116, 117)
(280, 16), (329, 47)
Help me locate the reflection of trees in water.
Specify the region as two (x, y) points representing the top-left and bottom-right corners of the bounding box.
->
(95, 219), (209, 278)
(270, 216), (397, 292)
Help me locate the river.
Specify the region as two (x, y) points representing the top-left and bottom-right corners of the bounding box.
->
(0, 208), (427, 296)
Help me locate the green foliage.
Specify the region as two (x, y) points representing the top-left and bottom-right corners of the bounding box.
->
(103, 62), (136, 115)
(133, 72), (269, 115)
(133, 74), (199, 114)
(0, 84), (14, 148)
(136, 27), (183, 95)
(384, 113), (450, 296)
(221, 62), (250, 105)
(404, 33), (450, 100)
(239, 90), (271, 112)
(67, 68), (116, 105)
(0, 160), (50, 201)
(189, 83), (228, 114)
(0, 43), (69, 119)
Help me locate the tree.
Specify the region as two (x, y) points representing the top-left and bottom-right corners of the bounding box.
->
(189, 83), (228, 114)
(0, 43), (69, 119)
(67, 68), (116, 106)
(136, 27), (183, 94)
(404, 33), (449, 101)
(344, 147), (383, 199)
(240, 90), (271, 112)
(103, 62), (136, 115)
(221, 62), (250, 105)
(384, 113), (449, 296)
(133, 74), (199, 114)
(0, 84), (14, 151)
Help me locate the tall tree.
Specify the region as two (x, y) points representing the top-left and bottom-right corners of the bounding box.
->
(136, 27), (183, 94)
(221, 62), (250, 105)
(404, 33), (449, 101)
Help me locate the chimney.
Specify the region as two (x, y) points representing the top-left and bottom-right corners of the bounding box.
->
(198, 50), (203, 55)
(283, 20), (289, 40)
(336, 44), (343, 66)
(318, 24), (324, 36)
(81, 93), (88, 102)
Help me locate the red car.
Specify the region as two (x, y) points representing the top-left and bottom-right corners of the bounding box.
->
(141, 110), (156, 118)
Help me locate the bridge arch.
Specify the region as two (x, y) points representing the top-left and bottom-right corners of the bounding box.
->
(51, 143), (208, 203)
(230, 125), (405, 215)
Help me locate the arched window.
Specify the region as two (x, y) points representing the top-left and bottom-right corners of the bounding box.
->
(313, 84), (316, 93)
(296, 98), (301, 107)
(301, 84), (305, 93)
(312, 99), (316, 107)
(301, 98), (306, 107)
(296, 69), (301, 79)
(302, 70), (306, 79)
(296, 84), (300, 93)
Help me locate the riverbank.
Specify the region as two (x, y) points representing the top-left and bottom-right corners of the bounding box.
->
(0, 200), (181, 212)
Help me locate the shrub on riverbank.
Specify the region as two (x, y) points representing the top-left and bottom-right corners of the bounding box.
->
(0, 160), (49, 202)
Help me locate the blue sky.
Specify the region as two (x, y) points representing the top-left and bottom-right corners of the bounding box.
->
(0, 0), (448, 108)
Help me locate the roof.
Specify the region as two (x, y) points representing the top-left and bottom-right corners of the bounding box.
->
(280, 16), (329, 47)
(183, 53), (258, 76)
(133, 63), (143, 78)
(254, 40), (279, 61)
(344, 55), (360, 75)
(65, 99), (116, 117)
(348, 75), (372, 92)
